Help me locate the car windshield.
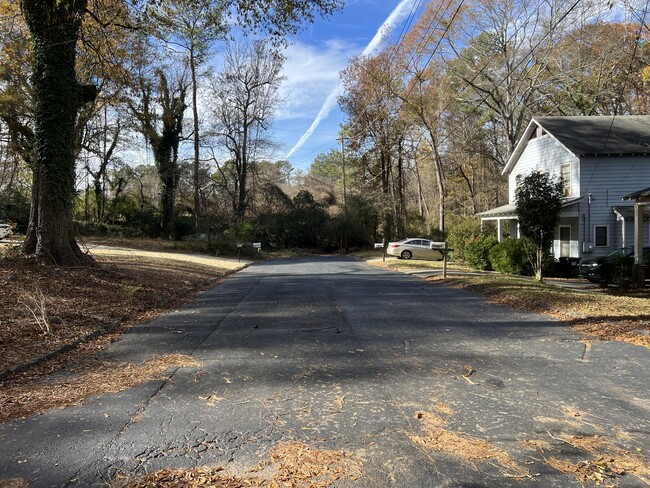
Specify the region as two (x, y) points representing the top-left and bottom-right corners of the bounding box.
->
(606, 248), (632, 258)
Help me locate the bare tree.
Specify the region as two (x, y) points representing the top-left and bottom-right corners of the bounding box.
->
(210, 40), (284, 218)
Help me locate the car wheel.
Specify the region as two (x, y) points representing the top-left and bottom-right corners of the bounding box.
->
(401, 250), (412, 260)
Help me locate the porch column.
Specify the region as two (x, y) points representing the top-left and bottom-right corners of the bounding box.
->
(634, 203), (646, 288)
(497, 219), (502, 242)
(634, 203), (644, 265)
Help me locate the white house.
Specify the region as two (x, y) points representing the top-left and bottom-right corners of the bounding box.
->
(477, 115), (650, 260)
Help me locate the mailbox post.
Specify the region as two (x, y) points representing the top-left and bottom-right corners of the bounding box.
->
(374, 242), (386, 261)
(430, 241), (453, 278)
(236, 243), (243, 262)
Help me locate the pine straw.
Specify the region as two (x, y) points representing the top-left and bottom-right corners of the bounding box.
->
(524, 433), (650, 487)
(116, 441), (363, 488)
(1, 254), (229, 373)
(0, 480), (30, 488)
(432, 275), (650, 349)
(409, 409), (530, 479)
(0, 354), (200, 422)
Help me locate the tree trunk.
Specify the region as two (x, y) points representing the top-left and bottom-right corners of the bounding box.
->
(21, 164), (39, 255)
(21, 0), (94, 266)
(190, 50), (201, 224)
(535, 248), (544, 282)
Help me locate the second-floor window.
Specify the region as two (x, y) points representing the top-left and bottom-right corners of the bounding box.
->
(560, 163), (571, 197)
(595, 225), (609, 247)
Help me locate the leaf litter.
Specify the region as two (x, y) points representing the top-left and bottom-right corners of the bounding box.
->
(431, 274), (650, 349)
(522, 410), (650, 486)
(0, 354), (200, 422)
(114, 440), (363, 487)
(409, 403), (531, 479)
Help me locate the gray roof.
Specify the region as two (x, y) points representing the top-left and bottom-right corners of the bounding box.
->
(534, 116), (650, 156)
(622, 187), (650, 201)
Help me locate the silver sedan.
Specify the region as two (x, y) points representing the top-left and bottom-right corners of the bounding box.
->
(386, 238), (443, 260)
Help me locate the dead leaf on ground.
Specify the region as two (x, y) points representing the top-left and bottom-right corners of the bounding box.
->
(524, 432), (650, 486)
(116, 440), (362, 487)
(0, 354), (200, 422)
(0, 479), (30, 488)
(410, 409), (529, 479)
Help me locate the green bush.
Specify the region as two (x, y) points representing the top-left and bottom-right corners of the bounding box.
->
(447, 216), (483, 262)
(0, 187), (30, 232)
(171, 216), (195, 241)
(465, 234), (498, 270)
(488, 238), (532, 276)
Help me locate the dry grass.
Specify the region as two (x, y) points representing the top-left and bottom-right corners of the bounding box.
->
(0, 480), (30, 488)
(0, 354), (200, 422)
(115, 441), (362, 488)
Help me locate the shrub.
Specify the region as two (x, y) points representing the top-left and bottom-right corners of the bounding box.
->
(488, 238), (532, 276)
(465, 234), (498, 270)
(447, 216), (484, 262)
(171, 216), (195, 241)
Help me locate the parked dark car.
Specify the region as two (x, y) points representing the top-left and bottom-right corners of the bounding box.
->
(579, 247), (650, 283)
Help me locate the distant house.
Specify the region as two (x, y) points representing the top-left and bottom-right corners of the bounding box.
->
(477, 115), (650, 260)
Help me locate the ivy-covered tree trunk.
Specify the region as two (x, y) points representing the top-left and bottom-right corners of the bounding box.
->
(21, 0), (95, 265)
(131, 71), (186, 233)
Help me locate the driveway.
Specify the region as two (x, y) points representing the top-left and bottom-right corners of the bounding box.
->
(1, 256), (648, 487)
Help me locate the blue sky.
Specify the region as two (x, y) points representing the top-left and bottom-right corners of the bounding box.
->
(272, 0), (425, 171)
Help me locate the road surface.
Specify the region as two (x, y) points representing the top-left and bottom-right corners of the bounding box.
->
(1, 256), (648, 487)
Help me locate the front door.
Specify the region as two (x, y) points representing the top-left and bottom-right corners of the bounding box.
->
(559, 226), (571, 257)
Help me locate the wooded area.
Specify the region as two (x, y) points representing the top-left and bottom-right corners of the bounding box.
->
(0, 0), (648, 264)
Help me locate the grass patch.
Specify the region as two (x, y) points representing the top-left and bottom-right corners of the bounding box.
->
(363, 255), (472, 272)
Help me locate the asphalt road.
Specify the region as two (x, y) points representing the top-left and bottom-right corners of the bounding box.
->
(1, 256), (649, 487)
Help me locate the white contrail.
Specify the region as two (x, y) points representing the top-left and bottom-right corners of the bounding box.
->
(286, 0), (417, 160)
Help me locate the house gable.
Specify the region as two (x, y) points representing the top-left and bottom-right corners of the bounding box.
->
(506, 121), (578, 204)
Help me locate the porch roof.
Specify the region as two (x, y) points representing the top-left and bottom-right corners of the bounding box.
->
(622, 187), (650, 203)
(477, 197), (583, 220)
(476, 204), (516, 219)
(613, 205), (650, 220)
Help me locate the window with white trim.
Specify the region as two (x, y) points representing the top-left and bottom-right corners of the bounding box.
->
(560, 163), (571, 197)
(594, 225), (609, 247)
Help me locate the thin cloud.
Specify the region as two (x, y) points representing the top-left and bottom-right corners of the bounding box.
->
(277, 41), (353, 121)
(285, 0), (418, 160)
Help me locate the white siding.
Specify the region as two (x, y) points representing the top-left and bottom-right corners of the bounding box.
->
(508, 135), (578, 203)
(580, 155), (650, 258)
